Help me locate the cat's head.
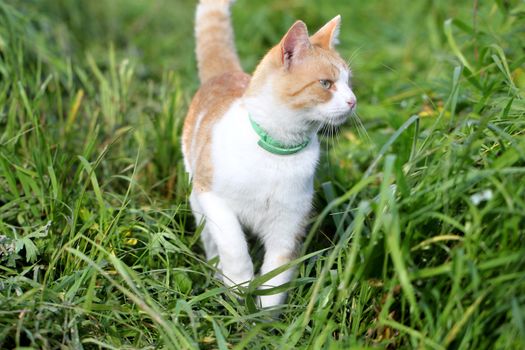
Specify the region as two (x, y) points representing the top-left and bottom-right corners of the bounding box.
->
(248, 16), (356, 129)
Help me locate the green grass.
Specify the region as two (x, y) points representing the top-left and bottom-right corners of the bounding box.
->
(1, 0), (524, 348)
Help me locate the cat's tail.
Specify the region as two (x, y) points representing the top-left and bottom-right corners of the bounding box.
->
(195, 0), (243, 83)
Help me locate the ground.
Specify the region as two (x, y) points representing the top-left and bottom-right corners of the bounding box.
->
(0, 0), (524, 349)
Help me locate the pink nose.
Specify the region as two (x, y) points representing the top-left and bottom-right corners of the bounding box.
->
(347, 99), (356, 108)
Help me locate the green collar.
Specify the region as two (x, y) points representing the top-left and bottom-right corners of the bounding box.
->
(249, 115), (310, 155)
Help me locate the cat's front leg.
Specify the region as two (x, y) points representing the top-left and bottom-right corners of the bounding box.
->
(258, 218), (305, 308)
(195, 191), (254, 287)
(190, 192), (219, 261)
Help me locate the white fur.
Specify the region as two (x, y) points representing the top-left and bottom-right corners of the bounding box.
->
(187, 69), (356, 309)
(195, 0), (231, 20)
(244, 68), (355, 148)
(190, 102), (319, 308)
(244, 82), (316, 146)
(313, 69), (356, 125)
(189, 0), (356, 309)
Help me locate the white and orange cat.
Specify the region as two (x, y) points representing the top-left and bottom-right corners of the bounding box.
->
(182, 0), (356, 308)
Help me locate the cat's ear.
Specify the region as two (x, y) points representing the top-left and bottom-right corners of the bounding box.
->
(280, 20), (311, 69)
(310, 15), (341, 49)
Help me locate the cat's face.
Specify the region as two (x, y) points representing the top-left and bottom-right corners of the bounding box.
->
(251, 16), (356, 129)
(274, 44), (356, 127)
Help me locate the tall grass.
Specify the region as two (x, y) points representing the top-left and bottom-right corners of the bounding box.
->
(1, 0), (524, 348)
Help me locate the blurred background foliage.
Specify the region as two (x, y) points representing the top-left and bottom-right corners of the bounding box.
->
(0, 0), (524, 348)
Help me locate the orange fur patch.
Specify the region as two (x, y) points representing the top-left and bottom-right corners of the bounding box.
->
(186, 6), (350, 192)
(182, 72), (250, 192)
(247, 43), (348, 111)
(195, 2), (243, 82)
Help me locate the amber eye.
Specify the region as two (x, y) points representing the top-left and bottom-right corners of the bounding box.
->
(319, 79), (333, 89)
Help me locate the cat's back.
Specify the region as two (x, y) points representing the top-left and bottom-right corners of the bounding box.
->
(182, 71), (250, 191)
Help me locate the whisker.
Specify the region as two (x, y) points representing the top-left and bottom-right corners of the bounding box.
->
(330, 125), (334, 152)
(335, 124), (342, 150)
(332, 125), (336, 142)
(347, 113), (362, 141)
(316, 122), (324, 135)
(352, 112), (372, 144)
(346, 45), (364, 67)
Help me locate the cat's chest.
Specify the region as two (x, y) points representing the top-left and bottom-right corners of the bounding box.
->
(210, 102), (319, 213)
(215, 153), (316, 231)
(214, 137), (317, 198)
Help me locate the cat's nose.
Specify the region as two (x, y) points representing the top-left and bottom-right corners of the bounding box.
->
(347, 99), (356, 109)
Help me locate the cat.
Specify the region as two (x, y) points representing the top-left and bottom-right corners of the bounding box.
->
(182, 0), (356, 309)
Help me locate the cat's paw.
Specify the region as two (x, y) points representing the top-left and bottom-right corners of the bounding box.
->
(220, 268), (254, 289)
(257, 292), (287, 309)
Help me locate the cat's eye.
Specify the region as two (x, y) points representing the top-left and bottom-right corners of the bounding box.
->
(319, 79), (333, 89)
